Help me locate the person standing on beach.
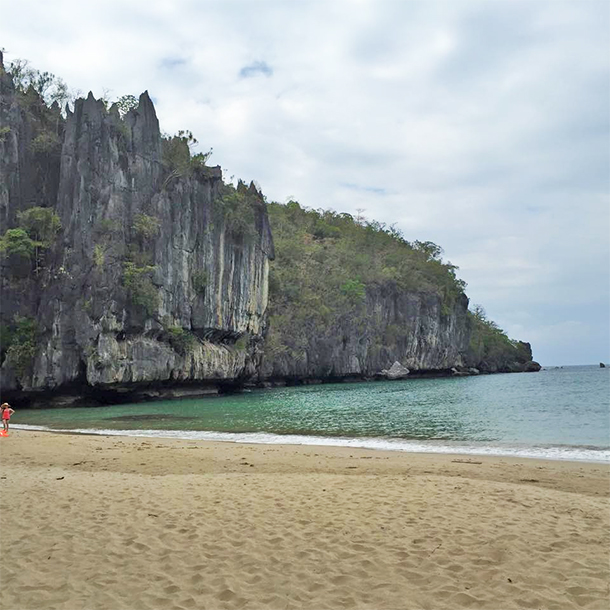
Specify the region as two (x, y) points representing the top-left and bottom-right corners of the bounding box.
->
(1, 403), (15, 434)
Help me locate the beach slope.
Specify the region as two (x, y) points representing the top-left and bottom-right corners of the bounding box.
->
(0, 431), (608, 609)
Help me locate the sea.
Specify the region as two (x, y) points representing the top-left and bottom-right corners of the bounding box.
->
(12, 365), (610, 463)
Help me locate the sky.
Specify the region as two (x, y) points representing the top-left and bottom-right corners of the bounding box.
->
(1, 0), (608, 366)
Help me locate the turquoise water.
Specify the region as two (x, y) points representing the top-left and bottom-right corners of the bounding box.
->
(14, 365), (610, 462)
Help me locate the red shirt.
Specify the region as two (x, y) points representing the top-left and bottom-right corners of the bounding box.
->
(1, 410), (11, 420)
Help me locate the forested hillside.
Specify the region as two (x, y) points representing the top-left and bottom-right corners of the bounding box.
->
(261, 201), (538, 379)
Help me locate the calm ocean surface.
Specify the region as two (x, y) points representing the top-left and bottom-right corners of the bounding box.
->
(14, 365), (610, 462)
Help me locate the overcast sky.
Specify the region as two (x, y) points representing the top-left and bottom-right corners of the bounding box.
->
(1, 0), (608, 365)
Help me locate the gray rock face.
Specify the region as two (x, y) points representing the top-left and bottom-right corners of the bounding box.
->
(0, 52), (63, 232)
(261, 288), (471, 379)
(0, 68), (274, 402)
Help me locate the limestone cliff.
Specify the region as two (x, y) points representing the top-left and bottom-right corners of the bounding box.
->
(261, 286), (471, 380)
(0, 54), (538, 407)
(0, 55), (274, 405)
(258, 201), (539, 382)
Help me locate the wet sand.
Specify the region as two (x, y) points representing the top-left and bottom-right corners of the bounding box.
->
(1, 430), (608, 609)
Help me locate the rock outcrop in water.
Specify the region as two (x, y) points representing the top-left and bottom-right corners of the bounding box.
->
(380, 361), (411, 380)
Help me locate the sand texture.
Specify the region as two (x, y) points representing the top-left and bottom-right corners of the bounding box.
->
(0, 431), (608, 610)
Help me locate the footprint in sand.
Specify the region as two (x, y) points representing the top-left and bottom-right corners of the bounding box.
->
(163, 584), (180, 594)
(190, 573), (203, 585)
(217, 588), (237, 602)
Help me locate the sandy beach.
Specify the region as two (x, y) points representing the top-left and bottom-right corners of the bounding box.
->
(0, 431), (608, 610)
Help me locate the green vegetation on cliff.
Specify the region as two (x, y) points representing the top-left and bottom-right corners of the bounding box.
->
(265, 201), (467, 360)
(164, 326), (197, 356)
(0, 316), (39, 378)
(467, 305), (533, 371)
(217, 183), (258, 239)
(0, 207), (61, 275)
(161, 130), (214, 188)
(264, 201), (536, 373)
(6, 58), (70, 108)
(122, 262), (158, 316)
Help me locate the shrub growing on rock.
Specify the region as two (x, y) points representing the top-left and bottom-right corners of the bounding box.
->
(192, 270), (208, 295)
(3, 316), (38, 379)
(166, 326), (197, 356)
(123, 262), (159, 316)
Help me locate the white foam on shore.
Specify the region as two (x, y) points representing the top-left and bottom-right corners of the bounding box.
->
(13, 424), (610, 463)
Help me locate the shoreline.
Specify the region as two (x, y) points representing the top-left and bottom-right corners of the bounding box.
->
(1, 430), (609, 609)
(12, 423), (610, 464)
(2, 366), (548, 409)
